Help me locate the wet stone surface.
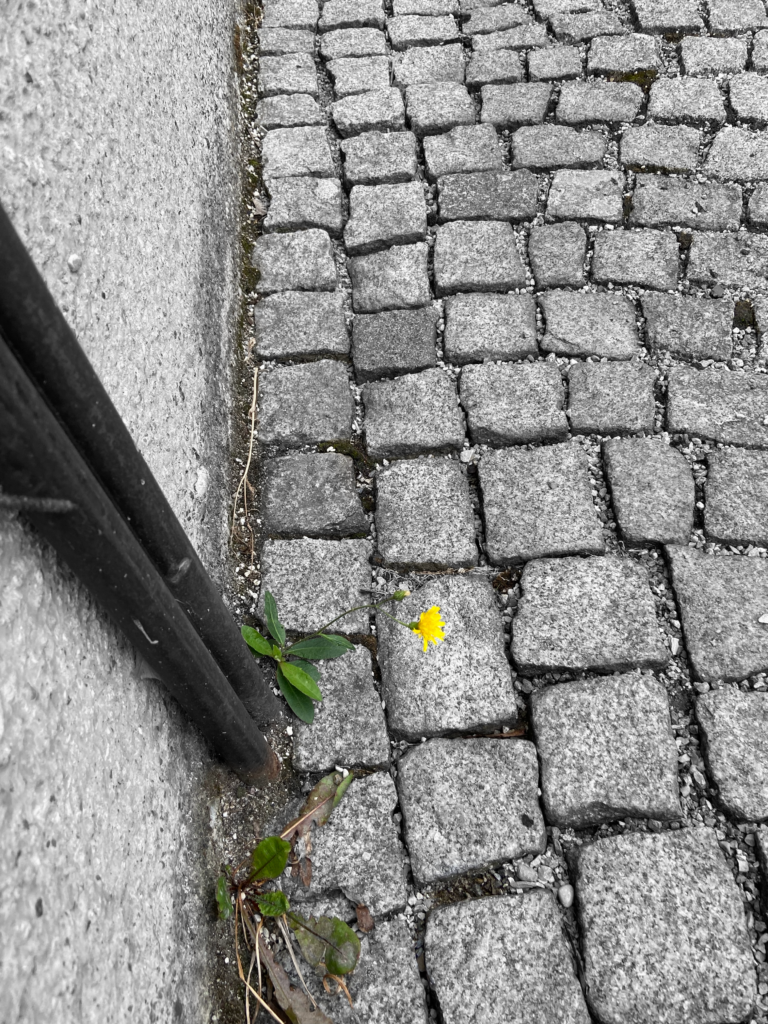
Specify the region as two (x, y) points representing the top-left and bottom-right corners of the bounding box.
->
(261, 452), (368, 538)
(352, 305), (439, 382)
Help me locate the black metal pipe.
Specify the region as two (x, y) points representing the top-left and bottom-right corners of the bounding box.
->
(0, 334), (277, 783)
(0, 202), (280, 727)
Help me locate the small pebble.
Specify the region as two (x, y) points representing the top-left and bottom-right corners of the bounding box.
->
(558, 883), (574, 908)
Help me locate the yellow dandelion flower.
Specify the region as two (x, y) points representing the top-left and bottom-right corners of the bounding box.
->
(411, 605), (446, 652)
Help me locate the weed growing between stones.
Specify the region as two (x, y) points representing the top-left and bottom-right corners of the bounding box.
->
(216, 772), (361, 1022)
(241, 589), (443, 721)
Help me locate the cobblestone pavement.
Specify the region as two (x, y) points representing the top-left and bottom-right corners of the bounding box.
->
(249, 1), (768, 1020)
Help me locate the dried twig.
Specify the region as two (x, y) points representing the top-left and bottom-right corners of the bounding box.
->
(278, 916), (317, 1009)
(230, 364), (259, 555)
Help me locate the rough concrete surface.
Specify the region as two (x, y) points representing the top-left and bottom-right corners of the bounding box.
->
(1, 1), (243, 1020)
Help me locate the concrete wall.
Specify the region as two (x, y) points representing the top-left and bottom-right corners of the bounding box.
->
(0, 0), (244, 1019)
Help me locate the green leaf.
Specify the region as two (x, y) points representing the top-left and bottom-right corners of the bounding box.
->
(282, 772), (354, 840)
(251, 835), (291, 880)
(264, 591), (286, 647)
(333, 771), (355, 808)
(215, 875), (233, 920)
(257, 890), (291, 917)
(289, 914), (361, 976)
(288, 658), (320, 683)
(276, 666), (315, 724)
(287, 635), (354, 660)
(281, 662), (323, 701)
(241, 624), (273, 657)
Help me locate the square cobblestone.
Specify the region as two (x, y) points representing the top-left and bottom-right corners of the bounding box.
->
(352, 306), (439, 381)
(648, 77), (725, 125)
(755, 29), (768, 71)
(423, 123), (504, 179)
(264, 176), (344, 235)
(341, 130), (418, 185)
(461, 361), (568, 446)
(540, 291), (642, 359)
(604, 437), (694, 546)
(471, 23), (550, 49)
(293, 646), (389, 771)
(363, 368), (465, 458)
(262, 125), (335, 180)
(567, 361), (656, 435)
(667, 366), (768, 448)
(253, 229), (338, 293)
(426, 893), (591, 1024)
(749, 183), (768, 228)
(532, 672), (680, 828)
(443, 292), (538, 362)
(705, 448), (768, 548)
(259, 53), (319, 97)
(574, 829), (756, 1024)
(376, 576), (518, 739)
(480, 443), (605, 564)
(588, 33), (660, 77)
(642, 293), (733, 361)
(406, 82), (476, 135)
(261, 452), (367, 538)
(466, 49), (524, 86)
(257, 94), (324, 129)
(319, 0), (385, 30)
(253, 291), (349, 359)
(398, 738), (546, 884)
(259, 27), (315, 54)
(263, 0), (319, 30)
(529, 221), (587, 288)
(464, 3), (532, 34)
(528, 44), (583, 80)
(682, 36), (748, 76)
(708, 0), (768, 34)
(557, 80), (643, 124)
(697, 688), (768, 821)
(258, 360), (354, 447)
(392, 42), (465, 85)
(551, 10), (626, 42)
(533, 0), (602, 15)
(630, 177), (742, 232)
(631, 0), (704, 33)
(308, 772), (408, 915)
(729, 72), (768, 126)
(512, 555), (668, 674)
(345, 181), (427, 255)
(547, 169), (624, 223)
(258, 538), (372, 633)
(512, 124), (607, 170)
(320, 26), (388, 59)
(480, 83), (553, 128)
(593, 228), (679, 291)
(434, 220), (526, 295)
(668, 545), (768, 683)
(395, 0), (460, 16)
(327, 55), (391, 98)
(375, 457), (477, 568)
(332, 88), (407, 136)
(621, 124), (699, 173)
(349, 242), (431, 312)
(688, 231), (768, 290)
(437, 169), (537, 222)
(389, 14), (460, 48)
